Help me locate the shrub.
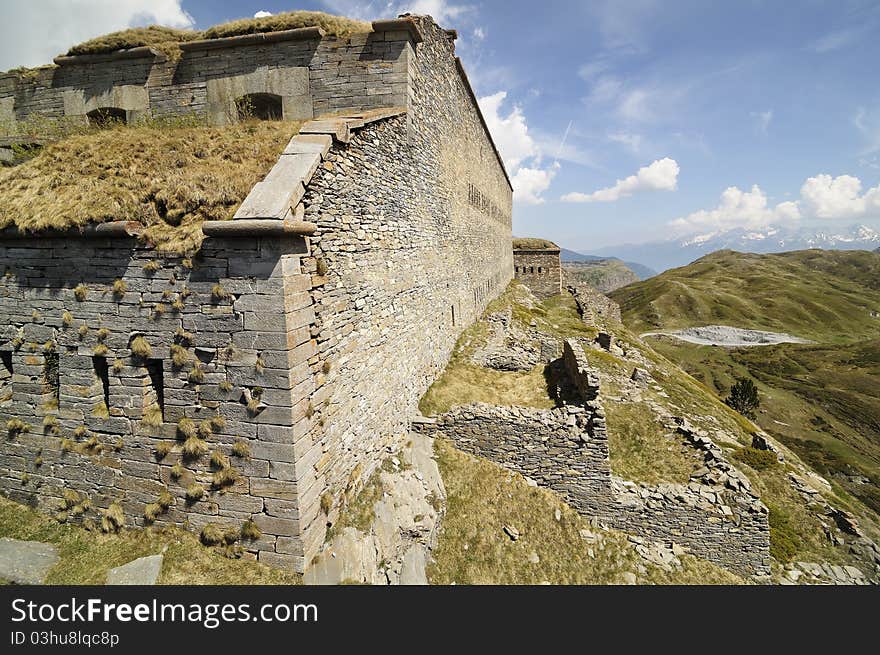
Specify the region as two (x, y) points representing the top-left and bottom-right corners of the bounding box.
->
(96, 327), (111, 342)
(112, 358), (124, 373)
(62, 310), (74, 327)
(219, 380), (234, 392)
(188, 363), (205, 383)
(112, 278), (127, 297)
(316, 257), (328, 276)
(154, 440), (173, 459)
(209, 449), (229, 470)
(182, 436), (208, 459)
(200, 523), (225, 545)
(100, 502), (125, 533)
(170, 462), (184, 479)
(170, 344), (190, 368)
(231, 439), (251, 459)
(78, 325), (90, 339)
(143, 260), (161, 273)
(73, 425), (89, 439)
(724, 377), (760, 420)
(142, 404), (163, 427)
(732, 446), (778, 471)
(74, 284), (88, 301)
(185, 483), (205, 503)
(174, 327), (193, 344)
(209, 415), (226, 431)
(176, 417), (197, 440)
(144, 502), (162, 523)
(211, 466), (238, 489)
(211, 283), (230, 301)
(240, 520), (261, 541)
(93, 344), (109, 357)
(130, 336), (152, 358)
(157, 489), (175, 509)
(320, 491), (333, 514)
(7, 418), (31, 437)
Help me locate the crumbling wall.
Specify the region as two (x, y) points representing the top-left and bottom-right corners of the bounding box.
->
(416, 339), (771, 577)
(514, 249), (562, 299)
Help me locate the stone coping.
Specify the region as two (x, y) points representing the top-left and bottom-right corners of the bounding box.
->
(454, 57), (512, 190)
(179, 27), (325, 52)
(202, 219), (317, 237)
(0, 221), (144, 240)
(53, 47), (164, 67)
(372, 18), (424, 43)
(513, 247), (562, 253)
(224, 107), (407, 224)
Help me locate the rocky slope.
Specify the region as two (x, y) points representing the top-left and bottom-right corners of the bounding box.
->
(563, 259), (640, 293)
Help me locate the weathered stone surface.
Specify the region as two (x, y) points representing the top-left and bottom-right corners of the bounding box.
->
(106, 554), (163, 585)
(0, 538), (59, 584)
(514, 247), (562, 299)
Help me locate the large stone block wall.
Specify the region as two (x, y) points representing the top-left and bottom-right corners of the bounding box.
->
(0, 233), (316, 569)
(293, 18), (513, 559)
(0, 27), (413, 133)
(514, 249), (562, 299)
(415, 339), (771, 577)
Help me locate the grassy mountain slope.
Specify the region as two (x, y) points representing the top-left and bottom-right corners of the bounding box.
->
(564, 259), (640, 293)
(612, 249), (880, 521)
(611, 249), (880, 343)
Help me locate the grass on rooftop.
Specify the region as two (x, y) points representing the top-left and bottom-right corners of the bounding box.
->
(63, 11), (372, 59)
(512, 237), (559, 250)
(0, 118), (301, 255)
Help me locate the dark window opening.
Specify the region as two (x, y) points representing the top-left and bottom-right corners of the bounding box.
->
(0, 351), (11, 376)
(451, 305), (456, 327)
(236, 93), (283, 121)
(530, 266), (535, 274)
(44, 351), (60, 404)
(146, 359), (165, 418)
(87, 107), (127, 127)
(92, 356), (110, 410)
(538, 267), (543, 274)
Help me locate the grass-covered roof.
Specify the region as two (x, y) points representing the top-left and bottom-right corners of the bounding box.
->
(0, 118), (301, 255)
(65, 10), (372, 57)
(513, 237), (559, 251)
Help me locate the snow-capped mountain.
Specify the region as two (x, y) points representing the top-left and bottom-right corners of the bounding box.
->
(590, 224), (880, 274)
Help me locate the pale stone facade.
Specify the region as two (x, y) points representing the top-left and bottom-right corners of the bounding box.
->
(514, 247), (562, 299)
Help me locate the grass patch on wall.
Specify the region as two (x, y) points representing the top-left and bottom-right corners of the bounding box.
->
(0, 495), (300, 584)
(0, 120), (302, 255)
(428, 439), (744, 585)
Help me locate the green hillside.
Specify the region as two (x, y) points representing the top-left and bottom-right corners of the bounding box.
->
(564, 259), (640, 293)
(612, 249), (880, 520)
(610, 249), (880, 343)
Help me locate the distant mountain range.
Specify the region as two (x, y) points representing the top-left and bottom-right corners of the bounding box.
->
(586, 224), (880, 273)
(559, 249), (657, 280)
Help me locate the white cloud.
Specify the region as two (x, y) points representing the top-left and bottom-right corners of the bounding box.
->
(669, 185), (800, 234)
(254, 11), (273, 19)
(478, 91), (560, 205)
(668, 173), (880, 235)
(320, 0), (471, 24)
(751, 109), (773, 135)
(0, 0), (193, 70)
(478, 91), (538, 170)
(562, 157), (679, 203)
(800, 174), (880, 220)
(512, 164), (559, 206)
(473, 27), (486, 41)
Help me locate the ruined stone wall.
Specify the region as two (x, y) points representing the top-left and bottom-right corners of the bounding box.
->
(0, 27), (412, 133)
(514, 249), (562, 299)
(0, 233), (314, 570)
(293, 18), (513, 560)
(416, 339), (771, 577)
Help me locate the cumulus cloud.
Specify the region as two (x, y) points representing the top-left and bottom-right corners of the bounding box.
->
(561, 157), (679, 203)
(0, 0), (193, 70)
(669, 185), (800, 234)
(668, 173), (880, 235)
(800, 174), (880, 219)
(254, 11), (273, 18)
(478, 91), (560, 205)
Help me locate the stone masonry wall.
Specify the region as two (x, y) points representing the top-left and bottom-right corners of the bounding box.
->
(293, 17), (513, 560)
(1, 26), (413, 133)
(0, 233), (313, 570)
(514, 249), (562, 299)
(416, 339), (771, 577)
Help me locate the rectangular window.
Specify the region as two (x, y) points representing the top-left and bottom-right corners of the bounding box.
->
(44, 350), (60, 405)
(451, 305), (456, 327)
(92, 356), (110, 410)
(145, 359), (165, 419)
(0, 351), (12, 403)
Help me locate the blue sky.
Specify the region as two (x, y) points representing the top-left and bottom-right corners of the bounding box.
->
(4, 1), (880, 251)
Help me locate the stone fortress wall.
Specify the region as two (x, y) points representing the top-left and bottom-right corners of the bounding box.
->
(514, 247), (562, 300)
(0, 20), (420, 133)
(0, 16), (513, 572)
(415, 337), (771, 577)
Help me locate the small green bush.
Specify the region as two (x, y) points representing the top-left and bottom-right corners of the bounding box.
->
(768, 504), (801, 563)
(732, 446), (778, 471)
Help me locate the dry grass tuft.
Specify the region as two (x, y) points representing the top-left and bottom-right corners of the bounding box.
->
(182, 436), (208, 459)
(513, 237), (559, 250)
(130, 336), (152, 358)
(0, 121), (301, 255)
(100, 502), (125, 533)
(65, 25), (199, 57)
(201, 11), (371, 40)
